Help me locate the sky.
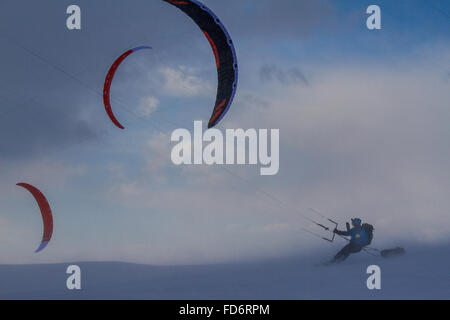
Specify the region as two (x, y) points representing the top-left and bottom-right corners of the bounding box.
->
(0, 0), (449, 265)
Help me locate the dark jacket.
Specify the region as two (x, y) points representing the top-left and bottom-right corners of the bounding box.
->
(335, 226), (369, 246)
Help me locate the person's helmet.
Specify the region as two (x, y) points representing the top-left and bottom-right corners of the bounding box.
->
(351, 218), (362, 227)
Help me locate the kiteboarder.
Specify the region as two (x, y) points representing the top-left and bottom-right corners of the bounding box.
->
(330, 218), (373, 263)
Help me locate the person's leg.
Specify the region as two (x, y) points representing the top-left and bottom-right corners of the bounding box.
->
(332, 243), (352, 263)
(349, 245), (363, 254)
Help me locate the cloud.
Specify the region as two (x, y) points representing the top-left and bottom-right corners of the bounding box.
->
(209, 0), (336, 39)
(159, 66), (213, 97)
(0, 96), (97, 160)
(92, 48), (450, 264)
(137, 96), (159, 117)
(1, 0), (450, 265)
(145, 132), (172, 177)
(241, 53), (450, 245)
(0, 158), (86, 195)
(260, 65), (309, 86)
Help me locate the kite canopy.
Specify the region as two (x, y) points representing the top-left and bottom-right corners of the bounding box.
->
(163, 0), (238, 128)
(16, 183), (53, 253)
(103, 46), (152, 129)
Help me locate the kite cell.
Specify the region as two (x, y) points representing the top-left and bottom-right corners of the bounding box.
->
(16, 183), (53, 253)
(163, 0), (238, 128)
(103, 46), (152, 129)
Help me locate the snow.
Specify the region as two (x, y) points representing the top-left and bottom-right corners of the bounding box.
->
(0, 244), (448, 299)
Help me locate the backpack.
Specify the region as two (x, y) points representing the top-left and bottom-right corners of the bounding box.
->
(361, 223), (374, 245)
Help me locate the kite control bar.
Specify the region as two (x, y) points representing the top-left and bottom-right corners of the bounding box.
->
(313, 219), (339, 242)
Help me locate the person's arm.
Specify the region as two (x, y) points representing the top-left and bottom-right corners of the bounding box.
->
(334, 228), (351, 236)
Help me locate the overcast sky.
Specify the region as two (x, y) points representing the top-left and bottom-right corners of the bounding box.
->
(0, 0), (449, 265)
